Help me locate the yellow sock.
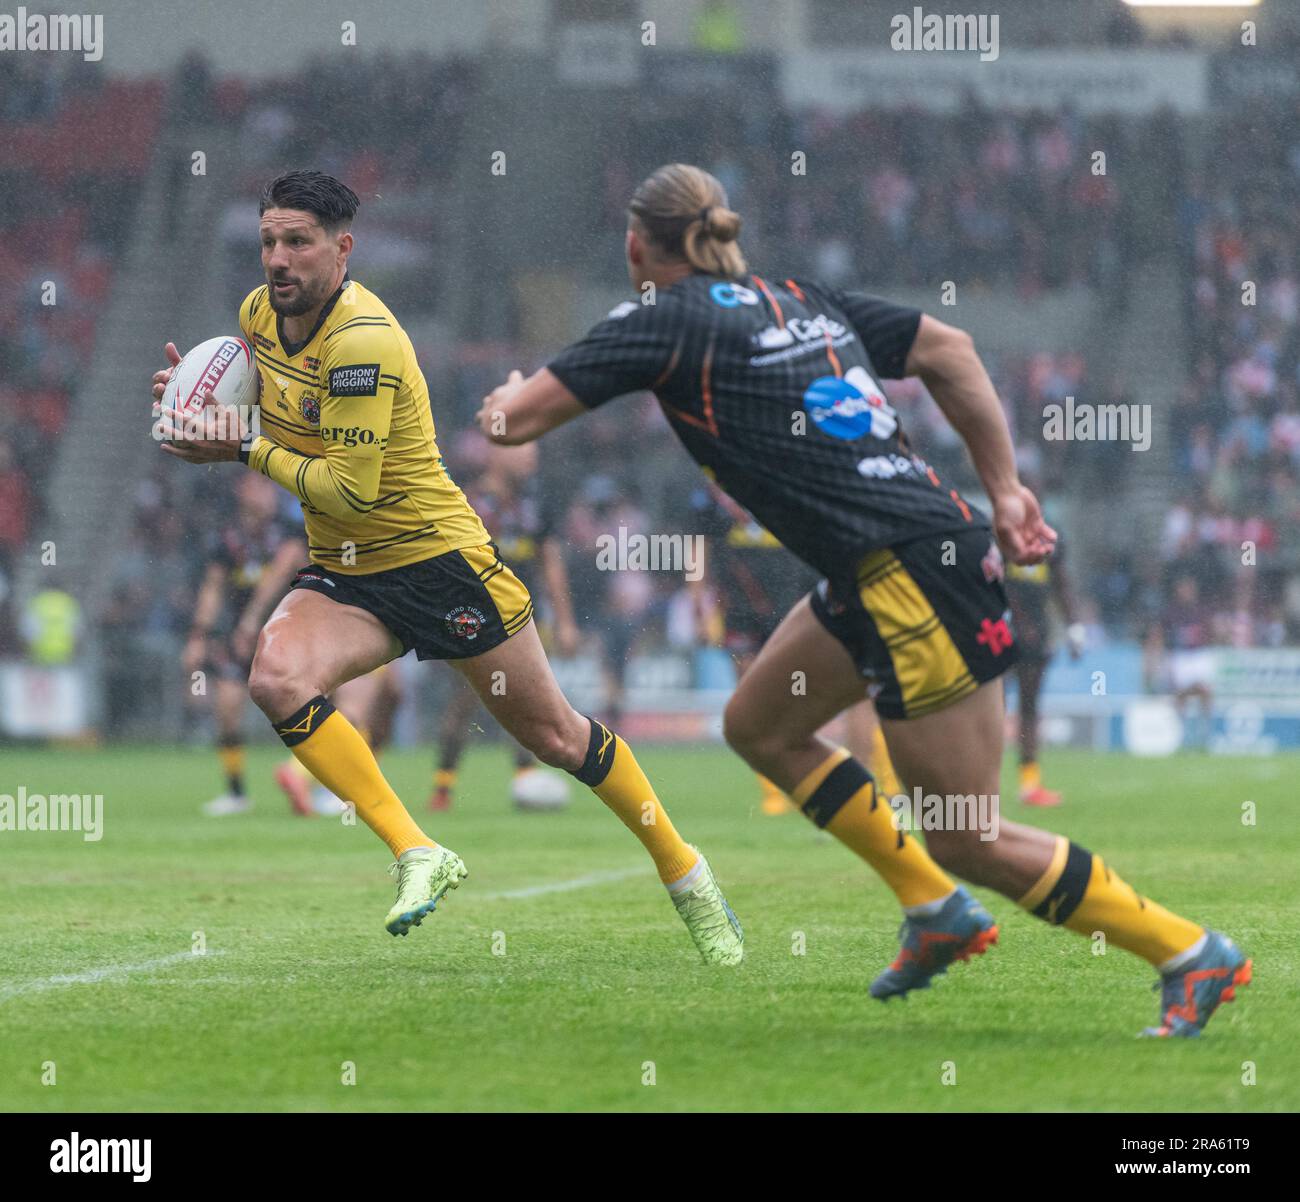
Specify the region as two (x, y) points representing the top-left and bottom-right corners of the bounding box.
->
(217, 738), (244, 790)
(1018, 835), (1204, 966)
(572, 719), (698, 883)
(217, 742), (245, 787)
(274, 695), (433, 857)
(434, 768), (457, 790)
(868, 724), (904, 802)
(1020, 761), (1041, 791)
(792, 748), (955, 908)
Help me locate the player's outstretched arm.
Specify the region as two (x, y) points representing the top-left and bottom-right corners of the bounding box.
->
(904, 314), (1056, 565)
(477, 369), (586, 446)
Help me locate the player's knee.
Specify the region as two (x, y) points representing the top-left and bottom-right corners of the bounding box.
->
(247, 637), (304, 719)
(722, 697), (776, 765)
(520, 717), (585, 772)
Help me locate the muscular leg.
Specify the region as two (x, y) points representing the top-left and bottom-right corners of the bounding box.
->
(841, 698), (904, 805)
(728, 647), (791, 813)
(723, 598), (867, 789)
(883, 678), (1204, 966)
(249, 590), (434, 857)
(882, 680), (1055, 897)
(451, 620), (697, 883)
(723, 597), (957, 910)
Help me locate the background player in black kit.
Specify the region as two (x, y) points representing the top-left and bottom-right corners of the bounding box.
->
(430, 440), (580, 811)
(691, 480), (816, 813)
(476, 162), (1249, 1037)
(183, 472), (305, 815)
(1004, 516), (1086, 807)
(693, 480), (908, 817)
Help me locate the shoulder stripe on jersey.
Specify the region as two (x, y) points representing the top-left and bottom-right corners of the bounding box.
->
(651, 345), (681, 391)
(751, 275), (785, 329)
(249, 286), (268, 320)
(699, 338), (719, 435)
(823, 330), (843, 378)
(324, 316), (392, 341)
(784, 278), (806, 302)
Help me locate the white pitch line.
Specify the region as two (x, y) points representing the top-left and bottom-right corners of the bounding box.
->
(0, 950), (222, 1003)
(477, 867), (651, 901)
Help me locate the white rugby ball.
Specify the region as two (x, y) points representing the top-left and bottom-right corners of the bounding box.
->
(164, 335), (258, 416)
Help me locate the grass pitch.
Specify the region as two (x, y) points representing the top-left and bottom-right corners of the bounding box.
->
(0, 743), (1293, 1111)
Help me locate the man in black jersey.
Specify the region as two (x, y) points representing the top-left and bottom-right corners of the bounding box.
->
(476, 163), (1249, 1037)
(184, 472), (305, 816)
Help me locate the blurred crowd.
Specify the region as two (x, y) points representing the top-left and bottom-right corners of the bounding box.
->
(596, 103), (1158, 300)
(7, 43), (1299, 687)
(0, 59), (161, 658)
(1163, 92), (1300, 647)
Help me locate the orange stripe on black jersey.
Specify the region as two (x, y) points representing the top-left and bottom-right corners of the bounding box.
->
(751, 275), (785, 329)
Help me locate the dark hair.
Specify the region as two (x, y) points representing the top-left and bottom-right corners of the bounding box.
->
(258, 170), (359, 231)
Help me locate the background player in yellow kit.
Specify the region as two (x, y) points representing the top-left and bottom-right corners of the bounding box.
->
(152, 171), (742, 964)
(1004, 509), (1086, 806)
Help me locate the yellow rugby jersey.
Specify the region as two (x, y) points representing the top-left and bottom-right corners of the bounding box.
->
(238, 278), (488, 574)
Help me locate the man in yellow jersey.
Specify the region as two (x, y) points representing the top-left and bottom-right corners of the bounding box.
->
(151, 171), (743, 963)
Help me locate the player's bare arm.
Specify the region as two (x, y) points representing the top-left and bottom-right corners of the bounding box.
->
(477, 368), (584, 445)
(904, 314), (1056, 566)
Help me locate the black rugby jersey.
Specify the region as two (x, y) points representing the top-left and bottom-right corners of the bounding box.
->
(202, 517), (301, 637)
(547, 273), (987, 582)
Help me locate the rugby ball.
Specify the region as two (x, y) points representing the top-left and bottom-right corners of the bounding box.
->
(164, 335), (258, 416)
(511, 766), (572, 812)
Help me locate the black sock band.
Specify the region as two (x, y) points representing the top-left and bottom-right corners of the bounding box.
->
(570, 718), (616, 787)
(801, 756), (874, 829)
(1033, 840), (1093, 925)
(273, 695), (336, 748)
